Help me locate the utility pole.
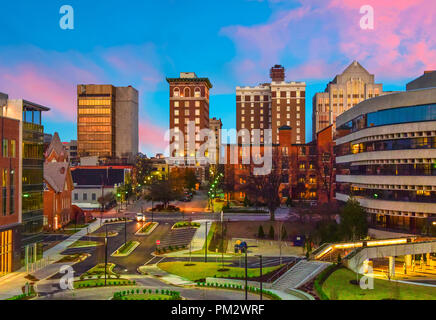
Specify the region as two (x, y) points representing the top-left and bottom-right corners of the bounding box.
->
(259, 255), (263, 300)
(124, 213), (127, 245)
(245, 248), (248, 300)
(104, 224), (108, 286)
(205, 221), (208, 263)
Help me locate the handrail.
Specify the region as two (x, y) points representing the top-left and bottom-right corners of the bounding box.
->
(267, 260), (297, 283)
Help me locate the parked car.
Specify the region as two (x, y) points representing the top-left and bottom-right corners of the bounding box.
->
(136, 213), (146, 222)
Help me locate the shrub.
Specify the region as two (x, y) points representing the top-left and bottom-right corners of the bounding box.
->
(268, 226), (275, 239)
(258, 225), (265, 239)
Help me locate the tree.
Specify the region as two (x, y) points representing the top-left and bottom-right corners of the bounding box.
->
(148, 178), (182, 209)
(268, 225), (275, 239)
(133, 153), (153, 186)
(339, 198), (368, 241)
(281, 225), (287, 240)
(258, 225), (265, 239)
(222, 166), (235, 206)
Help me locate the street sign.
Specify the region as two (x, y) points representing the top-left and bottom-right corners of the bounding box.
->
(156, 240), (160, 245)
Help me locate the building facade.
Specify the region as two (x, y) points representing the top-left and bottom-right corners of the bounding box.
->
(77, 84), (138, 163)
(1, 96), (49, 266)
(0, 100), (21, 274)
(223, 125), (334, 204)
(335, 71), (436, 233)
(312, 61), (384, 140)
(71, 165), (132, 210)
(209, 117), (222, 165)
(43, 132), (73, 231)
(236, 65), (306, 145)
(63, 140), (79, 166)
(167, 73), (213, 182)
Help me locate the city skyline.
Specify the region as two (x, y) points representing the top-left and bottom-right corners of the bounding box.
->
(1, 0), (434, 156)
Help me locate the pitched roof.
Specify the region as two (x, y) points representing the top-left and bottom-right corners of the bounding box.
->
(71, 167), (126, 186)
(44, 162), (69, 193)
(46, 132), (67, 161)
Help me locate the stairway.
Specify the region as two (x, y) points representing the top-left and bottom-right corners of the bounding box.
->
(272, 260), (329, 290)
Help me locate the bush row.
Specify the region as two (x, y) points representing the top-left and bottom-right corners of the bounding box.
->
(196, 282), (281, 300)
(113, 288), (181, 300)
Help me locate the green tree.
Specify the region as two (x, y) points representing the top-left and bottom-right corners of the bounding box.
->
(148, 179), (182, 209)
(268, 225), (275, 239)
(339, 198), (368, 241)
(258, 225), (265, 239)
(281, 225), (287, 240)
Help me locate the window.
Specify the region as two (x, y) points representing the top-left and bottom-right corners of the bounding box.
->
(194, 87), (201, 97)
(195, 101), (200, 107)
(2, 139), (7, 157)
(83, 193), (87, 201)
(184, 88), (190, 97)
(174, 110), (179, 116)
(74, 193), (78, 201)
(173, 87), (180, 97)
(195, 109), (200, 116)
(92, 193), (96, 201)
(184, 101), (189, 107)
(10, 140), (16, 158)
(174, 101), (179, 107)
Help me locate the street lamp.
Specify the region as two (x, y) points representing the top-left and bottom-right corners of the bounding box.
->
(205, 221), (208, 263)
(245, 248), (248, 300)
(255, 254), (263, 300)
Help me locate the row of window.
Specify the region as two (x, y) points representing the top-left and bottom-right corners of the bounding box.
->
(337, 104), (436, 134)
(1, 139), (16, 158)
(173, 100), (202, 108)
(73, 193), (97, 201)
(1, 168), (15, 215)
(336, 137), (436, 157)
(337, 183), (436, 204)
(338, 163), (436, 176)
(173, 87), (203, 98)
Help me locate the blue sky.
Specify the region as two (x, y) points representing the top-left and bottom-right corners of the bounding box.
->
(0, 0), (433, 155)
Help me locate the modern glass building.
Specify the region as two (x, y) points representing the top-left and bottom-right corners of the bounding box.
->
(2, 97), (49, 266)
(335, 71), (436, 234)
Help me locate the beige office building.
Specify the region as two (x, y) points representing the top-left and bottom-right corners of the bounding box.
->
(312, 61), (384, 140)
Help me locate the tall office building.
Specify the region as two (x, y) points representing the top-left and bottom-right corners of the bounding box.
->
(312, 61), (384, 140)
(236, 65), (306, 145)
(167, 73), (212, 162)
(77, 84), (138, 164)
(1, 94), (49, 266)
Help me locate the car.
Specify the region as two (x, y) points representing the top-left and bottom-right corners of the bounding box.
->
(136, 213), (146, 222)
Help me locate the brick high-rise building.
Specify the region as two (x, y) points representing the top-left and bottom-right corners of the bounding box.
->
(236, 65), (306, 145)
(77, 84), (138, 164)
(167, 73), (212, 161)
(312, 61), (384, 140)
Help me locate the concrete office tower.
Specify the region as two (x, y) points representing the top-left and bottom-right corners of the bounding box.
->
(312, 61), (384, 140)
(236, 65), (306, 145)
(77, 84), (138, 164)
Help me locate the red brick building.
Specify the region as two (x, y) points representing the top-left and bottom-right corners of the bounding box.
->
(167, 72), (213, 182)
(43, 133), (74, 230)
(0, 115), (21, 274)
(223, 125), (335, 205)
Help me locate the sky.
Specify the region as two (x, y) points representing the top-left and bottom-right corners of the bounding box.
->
(0, 0), (435, 156)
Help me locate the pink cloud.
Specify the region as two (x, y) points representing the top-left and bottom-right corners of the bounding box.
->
(221, 0), (436, 81)
(139, 120), (168, 156)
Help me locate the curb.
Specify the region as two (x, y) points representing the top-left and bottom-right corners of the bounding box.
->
(111, 241), (140, 257)
(135, 222), (159, 236)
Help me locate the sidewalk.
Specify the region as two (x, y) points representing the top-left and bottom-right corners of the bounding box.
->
(138, 264), (194, 286)
(0, 218), (102, 300)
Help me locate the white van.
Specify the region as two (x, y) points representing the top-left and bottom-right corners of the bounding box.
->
(136, 213), (145, 222)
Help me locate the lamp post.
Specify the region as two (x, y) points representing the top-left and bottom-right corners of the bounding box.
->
(124, 213), (127, 245)
(245, 248), (248, 300)
(205, 221), (208, 263)
(255, 254), (263, 300)
(104, 224), (108, 286)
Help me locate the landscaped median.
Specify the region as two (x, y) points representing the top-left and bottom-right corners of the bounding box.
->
(74, 278), (136, 289)
(195, 281), (281, 300)
(67, 240), (102, 249)
(112, 288), (182, 300)
(157, 261), (283, 282)
(172, 221), (200, 229)
(135, 222), (159, 236)
(111, 240), (140, 257)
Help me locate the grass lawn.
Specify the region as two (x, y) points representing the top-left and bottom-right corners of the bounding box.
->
(137, 222), (158, 234)
(55, 253), (88, 263)
(191, 222), (217, 255)
(84, 263), (117, 276)
(68, 240), (101, 249)
(74, 278), (132, 289)
(158, 261), (282, 281)
(115, 241), (139, 255)
(116, 294), (177, 300)
(173, 221), (200, 229)
(322, 267), (436, 300)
